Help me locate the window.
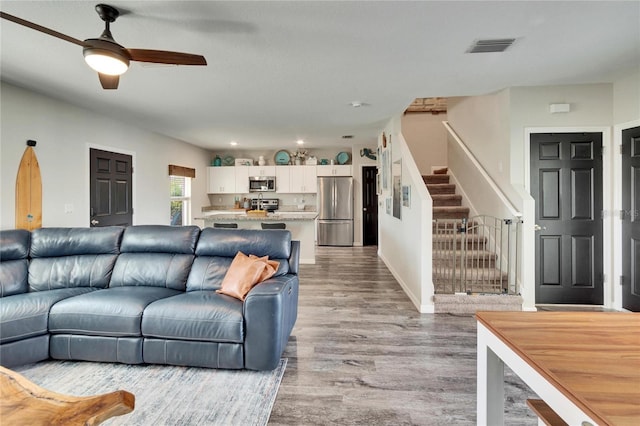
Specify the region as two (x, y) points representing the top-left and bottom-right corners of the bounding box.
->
(170, 175), (191, 226)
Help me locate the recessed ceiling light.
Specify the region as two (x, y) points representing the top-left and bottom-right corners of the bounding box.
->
(349, 101), (369, 108)
(296, 139), (304, 145)
(230, 141), (237, 146)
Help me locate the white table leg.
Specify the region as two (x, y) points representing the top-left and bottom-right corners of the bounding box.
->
(477, 323), (504, 426)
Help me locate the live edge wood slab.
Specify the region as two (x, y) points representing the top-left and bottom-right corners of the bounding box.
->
(0, 366), (134, 426)
(476, 311), (640, 426)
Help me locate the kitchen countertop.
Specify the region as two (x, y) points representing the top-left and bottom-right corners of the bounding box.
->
(195, 211), (318, 221)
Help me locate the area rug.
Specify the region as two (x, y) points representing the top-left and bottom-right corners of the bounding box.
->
(14, 359), (287, 425)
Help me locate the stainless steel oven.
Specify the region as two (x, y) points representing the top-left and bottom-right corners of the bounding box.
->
(248, 176), (276, 192)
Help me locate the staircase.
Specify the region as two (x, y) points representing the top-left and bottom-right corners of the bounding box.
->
(424, 170), (522, 313)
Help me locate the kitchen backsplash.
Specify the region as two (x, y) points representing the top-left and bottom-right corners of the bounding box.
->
(206, 193), (317, 210)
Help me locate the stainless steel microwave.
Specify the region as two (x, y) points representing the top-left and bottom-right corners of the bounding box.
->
(249, 176), (276, 192)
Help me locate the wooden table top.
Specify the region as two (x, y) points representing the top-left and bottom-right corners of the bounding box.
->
(1, 366), (134, 425)
(476, 311), (640, 426)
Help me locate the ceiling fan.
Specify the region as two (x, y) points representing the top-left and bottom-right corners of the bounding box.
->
(0, 4), (207, 90)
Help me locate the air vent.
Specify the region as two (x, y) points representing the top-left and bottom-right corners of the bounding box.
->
(467, 38), (516, 53)
(342, 135), (354, 139)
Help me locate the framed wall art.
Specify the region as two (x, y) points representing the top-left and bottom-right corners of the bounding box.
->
(402, 185), (411, 207)
(392, 159), (402, 220)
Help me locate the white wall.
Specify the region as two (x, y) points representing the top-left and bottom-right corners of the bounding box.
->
(1, 82), (211, 229)
(446, 90), (515, 204)
(613, 68), (640, 124)
(401, 113), (448, 174)
(377, 115), (433, 312)
(509, 83), (613, 186)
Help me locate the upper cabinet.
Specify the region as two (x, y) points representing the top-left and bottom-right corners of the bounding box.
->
(316, 165), (352, 176)
(247, 166), (276, 177)
(275, 166), (291, 193)
(207, 163), (352, 194)
(276, 165), (315, 193)
(289, 166), (317, 193)
(235, 167), (249, 193)
(207, 167), (235, 193)
(207, 167), (249, 194)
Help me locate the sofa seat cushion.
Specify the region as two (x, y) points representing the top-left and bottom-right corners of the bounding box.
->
(49, 287), (181, 337)
(141, 291), (244, 343)
(0, 288), (95, 344)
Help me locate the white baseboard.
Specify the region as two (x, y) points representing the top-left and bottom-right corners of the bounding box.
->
(378, 251), (434, 314)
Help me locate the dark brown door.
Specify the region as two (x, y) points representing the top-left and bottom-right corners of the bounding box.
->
(362, 166), (378, 246)
(622, 126), (640, 311)
(90, 148), (133, 227)
(530, 133), (603, 304)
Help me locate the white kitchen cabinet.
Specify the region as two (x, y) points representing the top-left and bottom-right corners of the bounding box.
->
(316, 165), (352, 176)
(248, 166), (276, 177)
(275, 166), (291, 193)
(207, 167), (237, 193)
(289, 165), (317, 193)
(235, 167), (249, 193)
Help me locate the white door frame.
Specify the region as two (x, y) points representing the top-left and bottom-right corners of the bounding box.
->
(613, 119), (640, 310)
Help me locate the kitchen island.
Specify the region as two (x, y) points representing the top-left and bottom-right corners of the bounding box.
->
(194, 211), (317, 264)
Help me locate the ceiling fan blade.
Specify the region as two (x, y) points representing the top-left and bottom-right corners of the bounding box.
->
(99, 73), (119, 90)
(127, 49), (207, 66)
(0, 11), (85, 47)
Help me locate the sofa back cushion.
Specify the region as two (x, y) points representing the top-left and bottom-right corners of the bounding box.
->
(187, 228), (291, 292)
(110, 225), (200, 290)
(28, 227), (124, 291)
(0, 229), (31, 296)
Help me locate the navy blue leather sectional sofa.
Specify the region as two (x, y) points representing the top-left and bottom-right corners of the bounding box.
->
(0, 225), (299, 371)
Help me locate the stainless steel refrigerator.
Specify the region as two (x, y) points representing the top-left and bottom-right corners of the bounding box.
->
(317, 176), (354, 246)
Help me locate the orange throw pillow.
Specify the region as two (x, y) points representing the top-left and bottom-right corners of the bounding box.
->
(249, 255), (280, 282)
(217, 251), (267, 301)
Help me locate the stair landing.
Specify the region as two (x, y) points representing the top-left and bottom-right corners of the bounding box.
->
(433, 294), (523, 314)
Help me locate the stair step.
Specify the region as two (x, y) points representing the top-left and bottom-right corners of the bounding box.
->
(423, 174), (450, 185)
(432, 194), (462, 207)
(426, 183), (456, 195)
(433, 206), (469, 220)
(433, 266), (507, 281)
(433, 234), (487, 249)
(433, 294), (523, 314)
(432, 220), (479, 233)
(434, 250), (497, 267)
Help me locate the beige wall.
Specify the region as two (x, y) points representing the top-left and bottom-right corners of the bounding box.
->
(401, 113), (448, 174)
(1, 82), (211, 229)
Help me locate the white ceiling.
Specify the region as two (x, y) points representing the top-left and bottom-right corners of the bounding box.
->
(1, 1), (638, 150)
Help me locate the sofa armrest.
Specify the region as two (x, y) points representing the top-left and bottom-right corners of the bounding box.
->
(243, 274), (298, 370)
(288, 240), (300, 275)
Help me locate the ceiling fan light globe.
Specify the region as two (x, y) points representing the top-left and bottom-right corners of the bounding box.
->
(83, 48), (129, 75)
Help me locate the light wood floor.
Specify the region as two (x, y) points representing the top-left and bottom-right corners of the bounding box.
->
(269, 246), (538, 425)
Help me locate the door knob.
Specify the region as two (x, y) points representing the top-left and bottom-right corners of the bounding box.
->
(91, 219), (99, 226)
(534, 224), (546, 231)
(363, 208), (367, 211)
